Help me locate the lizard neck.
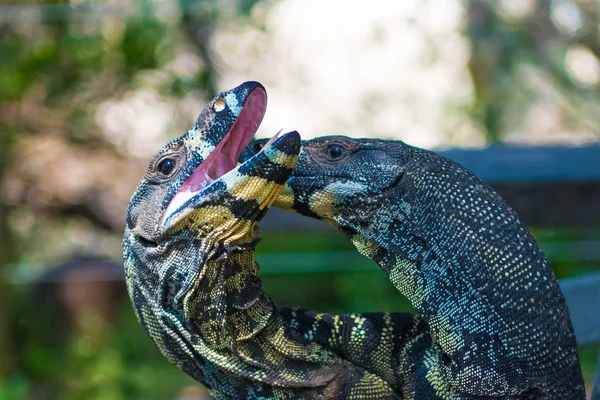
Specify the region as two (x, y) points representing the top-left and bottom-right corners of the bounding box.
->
(196, 250), (278, 349)
(179, 247), (341, 392)
(336, 145), (583, 397)
(350, 221), (582, 397)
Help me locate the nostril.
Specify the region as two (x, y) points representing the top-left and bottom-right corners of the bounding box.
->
(251, 140), (267, 153)
(136, 235), (159, 248)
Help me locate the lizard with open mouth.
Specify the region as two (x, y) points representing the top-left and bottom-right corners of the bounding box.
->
(123, 82), (415, 399)
(244, 135), (586, 399)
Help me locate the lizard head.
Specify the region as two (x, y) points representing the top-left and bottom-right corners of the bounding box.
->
(242, 135), (410, 230)
(125, 81), (268, 243)
(123, 81), (300, 372)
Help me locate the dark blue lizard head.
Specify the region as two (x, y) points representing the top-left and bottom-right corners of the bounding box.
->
(241, 135), (411, 227)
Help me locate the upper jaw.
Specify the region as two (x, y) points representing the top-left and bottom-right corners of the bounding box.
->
(159, 82), (297, 229)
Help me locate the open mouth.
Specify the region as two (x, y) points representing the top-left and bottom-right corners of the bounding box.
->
(162, 86), (273, 224)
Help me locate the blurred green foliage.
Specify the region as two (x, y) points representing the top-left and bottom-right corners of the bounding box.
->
(9, 289), (197, 400)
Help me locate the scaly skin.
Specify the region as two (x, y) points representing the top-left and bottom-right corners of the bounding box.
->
(124, 83), (423, 398)
(245, 136), (586, 399)
(278, 307), (432, 397)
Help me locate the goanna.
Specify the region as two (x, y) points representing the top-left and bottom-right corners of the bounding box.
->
(124, 82), (421, 399)
(244, 135), (586, 399)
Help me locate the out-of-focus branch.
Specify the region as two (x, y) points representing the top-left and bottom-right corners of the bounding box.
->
(180, 0), (218, 98)
(465, 1), (517, 142)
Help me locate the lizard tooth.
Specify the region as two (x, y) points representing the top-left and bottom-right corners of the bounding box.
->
(259, 129), (283, 153)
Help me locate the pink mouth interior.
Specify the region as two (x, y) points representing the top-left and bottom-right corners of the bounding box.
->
(180, 88), (267, 193)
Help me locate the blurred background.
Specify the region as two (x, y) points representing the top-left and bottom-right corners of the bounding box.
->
(1, 0), (599, 398)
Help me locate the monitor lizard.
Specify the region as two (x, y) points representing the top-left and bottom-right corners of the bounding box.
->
(124, 82), (428, 398)
(244, 135), (586, 399)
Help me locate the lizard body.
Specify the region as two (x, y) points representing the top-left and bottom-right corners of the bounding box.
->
(124, 83), (426, 398)
(245, 136), (586, 399)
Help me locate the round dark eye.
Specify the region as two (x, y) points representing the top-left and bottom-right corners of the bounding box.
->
(157, 159), (176, 176)
(328, 145), (344, 159)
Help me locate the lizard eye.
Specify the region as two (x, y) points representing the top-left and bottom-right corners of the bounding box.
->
(327, 145), (344, 159)
(157, 158), (176, 176)
(310, 137), (353, 165)
(147, 145), (185, 183)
